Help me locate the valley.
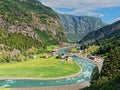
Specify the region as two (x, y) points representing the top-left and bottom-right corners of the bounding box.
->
(0, 0), (120, 90)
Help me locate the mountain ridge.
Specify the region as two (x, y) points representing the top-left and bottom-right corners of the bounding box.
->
(80, 20), (120, 44)
(58, 13), (106, 42)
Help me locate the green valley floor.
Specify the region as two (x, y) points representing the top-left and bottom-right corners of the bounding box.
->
(0, 57), (81, 79)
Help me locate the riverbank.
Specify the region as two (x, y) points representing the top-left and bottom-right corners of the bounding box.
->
(71, 53), (103, 73)
(12, 82), (90, 90)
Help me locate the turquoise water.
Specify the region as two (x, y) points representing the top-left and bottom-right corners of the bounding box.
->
(0, 47), (96, 88)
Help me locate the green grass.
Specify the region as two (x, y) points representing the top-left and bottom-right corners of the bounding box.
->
(47, 45), (59, 51)
(0, 57), (80, 78)
(0, 89), (11, 90)
(82, 46), (99, 55)
(70, 47), (78, 53)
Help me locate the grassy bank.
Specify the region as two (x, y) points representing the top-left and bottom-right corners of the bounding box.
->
(81, 46), (99, 56)
(0, 88), (12, 90)
(47, 45), (59, 51)
(0, 57), (80, 78)
(70, 47), (78, 53)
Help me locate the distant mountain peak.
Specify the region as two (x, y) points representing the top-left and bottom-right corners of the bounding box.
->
(80, 20), (120, 44)
(58, 13), (106, 42)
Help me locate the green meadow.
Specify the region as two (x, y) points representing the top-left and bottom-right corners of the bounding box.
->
(47, 45), (59, 51)
(70, 47), (78, 53)
(0, 57), (80, 78)
(0, 89), (11, 90)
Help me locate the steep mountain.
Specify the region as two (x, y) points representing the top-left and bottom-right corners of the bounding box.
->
(80, 20), (120, 44)
(58, 14), (106, 42)
(0, 0), (67, 52)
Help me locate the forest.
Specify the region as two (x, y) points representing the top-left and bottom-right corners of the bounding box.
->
(85, 31), (120, 90)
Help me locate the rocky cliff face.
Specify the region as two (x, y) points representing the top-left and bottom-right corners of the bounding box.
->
(0, 0), (67, 45)
(0, 14), (39, 40)
(58, 14), (106, 42)
(80, 20), (120, 44)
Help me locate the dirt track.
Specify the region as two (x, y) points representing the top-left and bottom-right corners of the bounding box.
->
(12, 82), (90, 90)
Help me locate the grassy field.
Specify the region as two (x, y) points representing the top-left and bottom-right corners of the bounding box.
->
(0, 88), (12, 90)
(81, 46), (99, 55)
(0, 57), (80, 78)
(47, 45), (59, 51)
(70, 47), (78, 53)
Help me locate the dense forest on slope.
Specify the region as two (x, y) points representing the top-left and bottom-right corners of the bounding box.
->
(0, 0), (58, 23)
(33, 28), (59, 45)
(84, 30), (120, 90)
(0, 33), (44, 52)
(95, 30), (120, 55)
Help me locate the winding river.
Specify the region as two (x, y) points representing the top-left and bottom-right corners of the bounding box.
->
(0, 47), (96, 88)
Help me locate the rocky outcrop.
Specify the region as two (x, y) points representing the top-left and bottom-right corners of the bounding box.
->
(0, 14), (39, 40)
(8, 23), (39, 40)
(58, 14), (106, 42)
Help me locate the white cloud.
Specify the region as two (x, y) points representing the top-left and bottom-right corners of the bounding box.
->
(87, 12), (104, 17)
(39, 0), (120, 17)
(115, 17), (120, 21)
(107, 17), (120, 24)
(40, 0), (120, 8)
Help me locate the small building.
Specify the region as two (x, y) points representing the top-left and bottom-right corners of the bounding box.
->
(52, 49), (58, 56)
(89, 55), (104, 62)
(66, 56), (73, 63)
(89, 55), (96, 60)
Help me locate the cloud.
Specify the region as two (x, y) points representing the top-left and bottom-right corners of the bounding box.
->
(115, 17), (120, 21)
(107, 17), (120, 24)
(39, 0), (120, 17)
(87, 12), (104, 17)
(40, 0), (120, 9)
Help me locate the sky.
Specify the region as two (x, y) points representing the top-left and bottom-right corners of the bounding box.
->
(39, 0), (120, 24)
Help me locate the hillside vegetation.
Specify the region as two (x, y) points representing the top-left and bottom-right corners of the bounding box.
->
(0, 0), (67, 52)
(80, 20), (120, 44)
(84, 21), (120, 90)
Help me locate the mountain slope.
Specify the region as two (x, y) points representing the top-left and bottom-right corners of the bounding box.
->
(58, 14), (106, 42)
(80, 20), (120, 44)
(84, 22), (120, 90)
(0, 0), (67, 51)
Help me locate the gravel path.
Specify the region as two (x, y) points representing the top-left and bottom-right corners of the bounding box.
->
(12, 82), (90, 90)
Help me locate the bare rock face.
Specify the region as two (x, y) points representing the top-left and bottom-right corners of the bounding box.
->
(0, 14), (39, 40)
(31, 13), (60, 35)
(0, 15), (9, 29)
(8, 23), (39, 40)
